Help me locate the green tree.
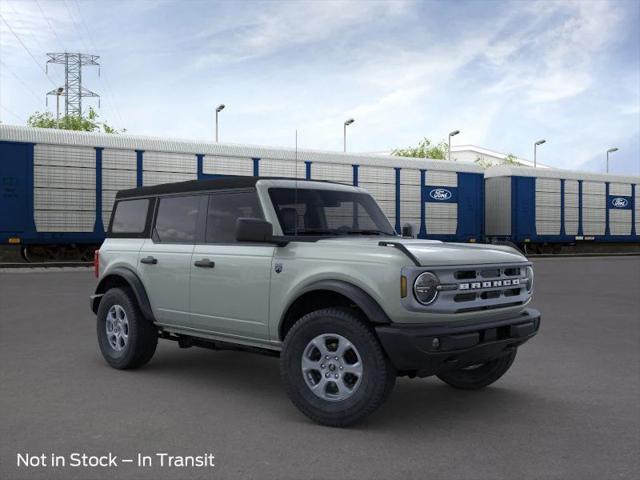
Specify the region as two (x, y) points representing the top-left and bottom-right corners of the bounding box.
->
(27, 107), (125, 133)
(503, 153), (521, 165)
(392, 137), (449, 160)
(474, 152), (523, 169)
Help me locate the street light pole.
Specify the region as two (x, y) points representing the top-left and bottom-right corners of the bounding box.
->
(448, 130), (460, 161)
(534, 139), (546, 168)
(606, 147), (618, 173)
(215, 104), (225, 142)
(343, 118), (354, 152)
(56, 87), (64, 123)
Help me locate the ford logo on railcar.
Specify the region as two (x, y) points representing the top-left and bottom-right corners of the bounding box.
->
(611, 197), (628, 208)
(429, 188), (452, 201)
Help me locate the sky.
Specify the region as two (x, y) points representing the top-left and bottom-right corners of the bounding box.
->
(1, 0), (639, 175)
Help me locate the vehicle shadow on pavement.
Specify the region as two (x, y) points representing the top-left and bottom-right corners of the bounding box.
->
(366, 378), (539, 431)
(131, 343), (546, 431)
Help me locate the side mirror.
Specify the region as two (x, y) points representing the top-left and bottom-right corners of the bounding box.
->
(401, 223), (414, 238)
(236, 218), (274, 243)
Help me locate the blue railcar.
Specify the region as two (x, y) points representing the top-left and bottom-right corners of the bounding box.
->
(484, 165), (640, 250)
(0, 125), (485, 260)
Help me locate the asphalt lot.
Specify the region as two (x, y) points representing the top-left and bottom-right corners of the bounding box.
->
(1, 257), (639, 480)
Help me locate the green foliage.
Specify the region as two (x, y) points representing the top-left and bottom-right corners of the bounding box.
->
(392, 138), (449, 160)
(503, 153), (520, 165)
(27, 107), (125, 134)
(474, 152), (523, 169)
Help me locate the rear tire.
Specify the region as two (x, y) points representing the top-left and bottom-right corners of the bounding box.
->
(436, 348), (517, 390)
(96, 287), (158, 369)
(281, 308), (396, 427)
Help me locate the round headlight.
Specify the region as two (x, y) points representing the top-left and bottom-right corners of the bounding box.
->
(414, 272), (440, 305)
(525, 266), (534, 293)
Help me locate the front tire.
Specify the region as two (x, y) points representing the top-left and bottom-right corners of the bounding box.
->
(281, 308), (396, 427)
(96, 287), (158, 369)
(436, 348), (517, 390)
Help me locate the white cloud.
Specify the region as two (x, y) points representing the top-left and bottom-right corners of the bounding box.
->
(190, 0), (411, 69)
(1, 0), (637, 175)
(483, 0), (623, 103)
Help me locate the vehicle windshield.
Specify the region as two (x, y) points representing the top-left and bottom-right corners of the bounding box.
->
(268, 188), (397, 237)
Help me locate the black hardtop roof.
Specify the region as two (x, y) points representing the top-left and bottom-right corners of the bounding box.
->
(115, 176), (337, 199)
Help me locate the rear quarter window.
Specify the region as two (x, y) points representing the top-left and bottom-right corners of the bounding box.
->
(110, 199), (150, 234)
(154, 195), (201, 243)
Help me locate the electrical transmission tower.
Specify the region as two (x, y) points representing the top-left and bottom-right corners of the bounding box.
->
(46, 53), (100, 118)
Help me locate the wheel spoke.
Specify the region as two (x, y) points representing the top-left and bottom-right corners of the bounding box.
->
(335, 379), (350, 396)
(121, 321), (129, 339)
(312, 376), (328, 391)
(302, 356), (319, 372)
(311, 338), (329, 358)
(342, 362), (363, 376)
(336, 338), (354, 359)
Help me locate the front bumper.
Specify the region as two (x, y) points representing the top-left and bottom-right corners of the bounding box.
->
(375, 308), (541, 377)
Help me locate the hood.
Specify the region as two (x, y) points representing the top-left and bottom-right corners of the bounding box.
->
(398, 239), (527, 266)
(315, 237), (527, 266)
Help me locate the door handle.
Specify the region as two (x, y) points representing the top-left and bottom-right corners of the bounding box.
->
(140, 256), (158, 265)
(194, 258), (215, 268)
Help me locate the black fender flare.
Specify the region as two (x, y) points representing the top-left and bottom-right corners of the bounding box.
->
(92, 267), (155, 322)
(280, 279), (391, 338)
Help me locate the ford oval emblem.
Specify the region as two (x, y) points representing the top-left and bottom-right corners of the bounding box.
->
(612, 197), (628, 208)
(429, 188), (452, 201)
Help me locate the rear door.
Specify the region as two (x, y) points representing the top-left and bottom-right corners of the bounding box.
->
(139, 194), (203, 326)
(189, 189), (274, 341)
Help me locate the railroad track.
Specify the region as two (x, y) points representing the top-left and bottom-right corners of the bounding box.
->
(527, 251), (640, 258)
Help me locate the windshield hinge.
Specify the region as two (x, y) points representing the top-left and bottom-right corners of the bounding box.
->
(378, 241), (421, 266)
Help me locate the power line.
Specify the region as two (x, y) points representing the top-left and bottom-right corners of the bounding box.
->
(0, 104), (24, 123)
(70, 0), (125, 126)
(0, 59), (44, 104)
(34, 0), (67, 51)
(5, 0), (64, 85)
(62, 0), (90, 52)
(0, 13), (57, 87)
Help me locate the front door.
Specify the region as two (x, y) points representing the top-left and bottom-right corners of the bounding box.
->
(138, 194), (202, 326)
(189, 189), (274, 341)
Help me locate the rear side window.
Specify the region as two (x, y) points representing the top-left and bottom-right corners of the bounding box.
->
(154, 195), (200, 243)
(111, 199), (149, 233)
(206, 191), (263, 243)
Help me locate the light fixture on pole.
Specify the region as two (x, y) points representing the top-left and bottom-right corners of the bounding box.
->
(448, 130), (460, 161)
(55, 87), (64, 122)
(534, 139), (546, 168)
(215, 104), (225, 142)
(343, 118), (355, 152)
(606, 147), (618, 173)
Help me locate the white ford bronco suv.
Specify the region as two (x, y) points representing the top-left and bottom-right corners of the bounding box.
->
(91, 177), (540, 427)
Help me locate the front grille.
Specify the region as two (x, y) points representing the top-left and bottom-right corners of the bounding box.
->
(402, 262), (531, 314)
